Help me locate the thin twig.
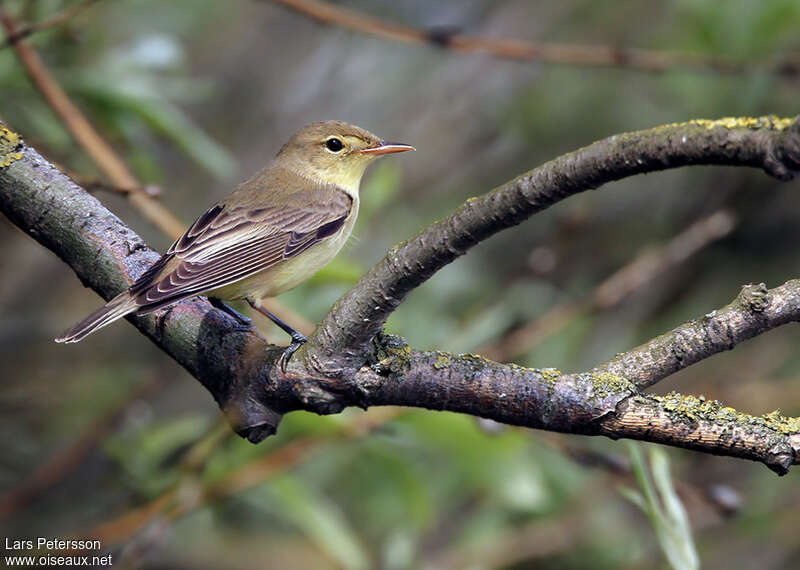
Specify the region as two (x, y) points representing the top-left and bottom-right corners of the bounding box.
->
(481, 209), (737, 362)
(74, 174), (163, 197)
(0, 6), (185, 239)
(266, 0), (800, 78)
(0, 0), (102, 49)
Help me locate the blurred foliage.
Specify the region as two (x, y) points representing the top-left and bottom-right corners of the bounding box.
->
(2, 1), (800, 569)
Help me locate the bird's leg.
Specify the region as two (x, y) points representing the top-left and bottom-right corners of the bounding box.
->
(209, 297), (252, 327)
(247, 299), (308, 372)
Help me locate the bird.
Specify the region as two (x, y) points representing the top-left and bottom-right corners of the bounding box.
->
(56, 120), (414, 369)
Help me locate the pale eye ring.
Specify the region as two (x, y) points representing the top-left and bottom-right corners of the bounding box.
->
(325, 138), (344, 153)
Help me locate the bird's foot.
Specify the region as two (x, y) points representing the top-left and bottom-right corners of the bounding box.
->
(277, 331), (308, 373)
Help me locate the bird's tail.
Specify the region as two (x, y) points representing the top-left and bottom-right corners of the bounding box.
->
(55, 291), (139, 344)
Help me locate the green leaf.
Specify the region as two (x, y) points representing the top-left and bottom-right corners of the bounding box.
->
(618, 485), (647, 511)
(651, 448), (700, 570)
(64, 72), (237, 180)
(623, 443), (699, 570)
(104, 415), (212, 496)
(265, 475), (371, 570)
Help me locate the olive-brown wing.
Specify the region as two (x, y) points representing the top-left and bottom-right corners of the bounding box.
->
(129, 192), (352, 313)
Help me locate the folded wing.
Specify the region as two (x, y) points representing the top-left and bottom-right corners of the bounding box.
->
(131, 187), (352, 313)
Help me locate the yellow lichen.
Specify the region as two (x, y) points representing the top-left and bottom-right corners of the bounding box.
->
(374, 335), (413, 374)
(0, 125), (23, 168)
(648, 115), (794, 135)
(661, 392), (724, 422)
(761, 410), (800, 435)
(690, 115), (794, 131)
(590, 371), (635, 396)
(386, 343), (412, 358)
(658, 392), (800, 434)
(539, 368), (562, 383)
(434, 354), (452, 370)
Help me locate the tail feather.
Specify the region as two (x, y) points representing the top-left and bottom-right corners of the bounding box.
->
(55, 292), (139, 343)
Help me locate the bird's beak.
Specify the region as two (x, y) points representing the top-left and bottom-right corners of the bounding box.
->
(356, 141), (415, 155)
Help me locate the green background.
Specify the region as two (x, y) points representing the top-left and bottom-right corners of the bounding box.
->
(1, 1), (799, 568)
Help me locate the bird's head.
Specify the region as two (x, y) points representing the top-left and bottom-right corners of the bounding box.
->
(276, 120), (414, 191)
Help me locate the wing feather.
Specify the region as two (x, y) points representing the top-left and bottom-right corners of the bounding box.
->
(130, 184), (352, 311)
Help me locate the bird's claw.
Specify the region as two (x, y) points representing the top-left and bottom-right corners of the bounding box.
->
(277, 333), (308, 373)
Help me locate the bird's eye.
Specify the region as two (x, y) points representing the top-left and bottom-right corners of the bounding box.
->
(325, 138), (344, 153)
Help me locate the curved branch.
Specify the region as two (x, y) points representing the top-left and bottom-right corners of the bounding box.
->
(2, 119), (800, 474)
(306, 116), (800, 375)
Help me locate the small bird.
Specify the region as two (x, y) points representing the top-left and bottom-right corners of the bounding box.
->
(56, 121), (414, 367)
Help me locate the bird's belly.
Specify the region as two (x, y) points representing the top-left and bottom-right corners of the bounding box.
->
(208, 224), (353, 302)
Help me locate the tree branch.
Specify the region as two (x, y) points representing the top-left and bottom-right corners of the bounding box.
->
(0, 0), (102, 50)
(265, 0), (800, 78)
(2, 117), (800, 473)
(0, 139), (283, 441)
(593, 281), (800, 388)
(352, 341), (800, 474)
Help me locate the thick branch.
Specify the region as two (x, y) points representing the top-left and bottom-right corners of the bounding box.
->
(2, 121), (800, 474)
(0, 142), (284, 441)
(348, 338), (800, 474)
(307, 116), (800, 376)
